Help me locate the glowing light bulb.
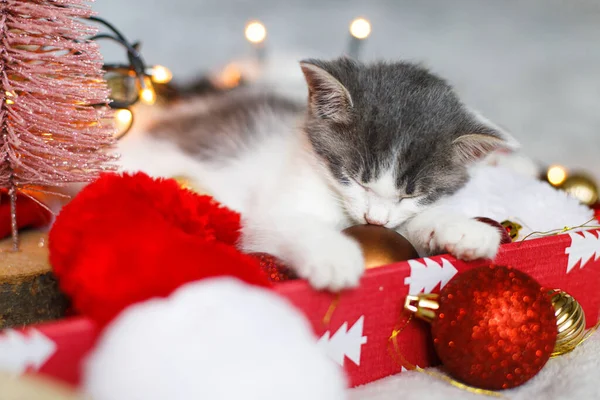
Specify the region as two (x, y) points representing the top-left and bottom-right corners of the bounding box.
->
(245, 20), (267, 44)
(219, 63), (243, 89)
(151, 65), (173, 84)
(115, 108), (133, 132)
(5, 91), (15, 105)
(350, 18), (371, 39)
(140, 87), (156, 105)
(547, 165), (567, 186)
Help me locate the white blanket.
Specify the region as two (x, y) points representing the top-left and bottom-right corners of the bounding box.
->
(349, 329), (600, 400)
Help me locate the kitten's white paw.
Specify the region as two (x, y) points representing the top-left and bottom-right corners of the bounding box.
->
(430, 217), (501, 261)
(291, 231), (365, 292)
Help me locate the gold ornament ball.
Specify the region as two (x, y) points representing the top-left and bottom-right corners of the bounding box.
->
(558, 173), (599, 206)
(342, 225), (419, 269)
(549, 289), (587, 357)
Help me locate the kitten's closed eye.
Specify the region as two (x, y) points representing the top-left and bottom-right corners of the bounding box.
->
(349, 177), (371, 192)
(351, 176), (421, 202)
(399, 194), (420, 201)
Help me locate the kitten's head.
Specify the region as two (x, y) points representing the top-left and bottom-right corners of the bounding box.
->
(300, 57), (518, 228)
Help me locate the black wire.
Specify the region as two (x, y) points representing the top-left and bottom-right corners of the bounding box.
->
(89, 33), (147, 77)
(107, 99), (138, 110)
(87, 16), (141, 68)
(85, 15), (155, 139)
(101, 63), (135, 72)
(87, 16), (129, 42)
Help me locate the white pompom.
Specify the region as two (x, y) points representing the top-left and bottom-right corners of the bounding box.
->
(82, 277), (348, 400)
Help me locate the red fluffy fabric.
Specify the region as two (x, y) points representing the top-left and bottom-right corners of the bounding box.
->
(593, 202), (600, 221)
(49, 172), (271, 327)
(0, 189), (52, 239)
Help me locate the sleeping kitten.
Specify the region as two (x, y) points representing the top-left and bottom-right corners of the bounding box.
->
(116, 57), (518, 291)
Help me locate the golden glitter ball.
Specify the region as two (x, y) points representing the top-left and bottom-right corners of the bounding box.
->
(549, 289), (586, 357)
(558, 173), (599, 206)
(342, 225), (419, 269)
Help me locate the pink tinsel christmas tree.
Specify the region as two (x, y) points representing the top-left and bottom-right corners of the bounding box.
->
(0, 0), (116, 250)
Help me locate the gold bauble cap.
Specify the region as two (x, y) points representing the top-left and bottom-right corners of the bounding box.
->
(404, 293), (440, 323)
(549, 289), (587, 357)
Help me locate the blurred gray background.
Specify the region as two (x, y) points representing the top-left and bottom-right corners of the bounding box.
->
(94, 0), (600, 181)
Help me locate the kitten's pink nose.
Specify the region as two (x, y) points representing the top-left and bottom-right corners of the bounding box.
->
(364, 214), (389, 226)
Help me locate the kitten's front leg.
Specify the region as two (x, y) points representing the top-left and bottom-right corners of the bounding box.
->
(401, 207), (501, 261)
(239, 216), (365, 291)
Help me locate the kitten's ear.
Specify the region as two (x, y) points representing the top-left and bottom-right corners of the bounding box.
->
(300, 61), (353, 123)
(453, 108), (520, 164)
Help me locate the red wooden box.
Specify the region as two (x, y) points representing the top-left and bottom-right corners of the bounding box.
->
(1, 229), (599, 388)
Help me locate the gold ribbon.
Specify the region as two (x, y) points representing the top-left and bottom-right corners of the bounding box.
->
(575, 319), (600, 349)
(518, 218), (600, 245)
(388, 309), (600, 397)
(388, 313), (505, 398)
(322, 293), (342, 326)
(553, 318), (600, 357)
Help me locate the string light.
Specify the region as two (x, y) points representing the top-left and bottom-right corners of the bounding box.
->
(5, 91), (14, 105)
(350, 17), (371, 39)
(115, 108), (133, 130)
(218, 63), (243, 89)
(347, 17), (371, 60)
(87, 16), (160, 137)
(245, 20), (267, 44)
(89, 15), (382, 139)
(149, 65), (173, 84)
(547, 165), (567, 186)
(140, 87), (156, 105)
(244, 20), (268, 62)
(138, 72), (157, 105)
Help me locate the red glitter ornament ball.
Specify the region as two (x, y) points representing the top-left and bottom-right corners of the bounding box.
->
(592, 202), (600, 221)
(248, 253), (298, 283)
(431, 265), (557, 390)
(474, 217), (512, 245)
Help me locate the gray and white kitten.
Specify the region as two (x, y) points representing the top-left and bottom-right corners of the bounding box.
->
(117, 57), (518, 291)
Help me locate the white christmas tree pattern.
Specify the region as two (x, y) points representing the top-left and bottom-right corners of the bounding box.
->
(565, 231), (600, 273)
(399, 364), (424, 372)
(404, 257), (458, 295)
(317, 316), (367, 367)
(0, 329), (56, 374)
